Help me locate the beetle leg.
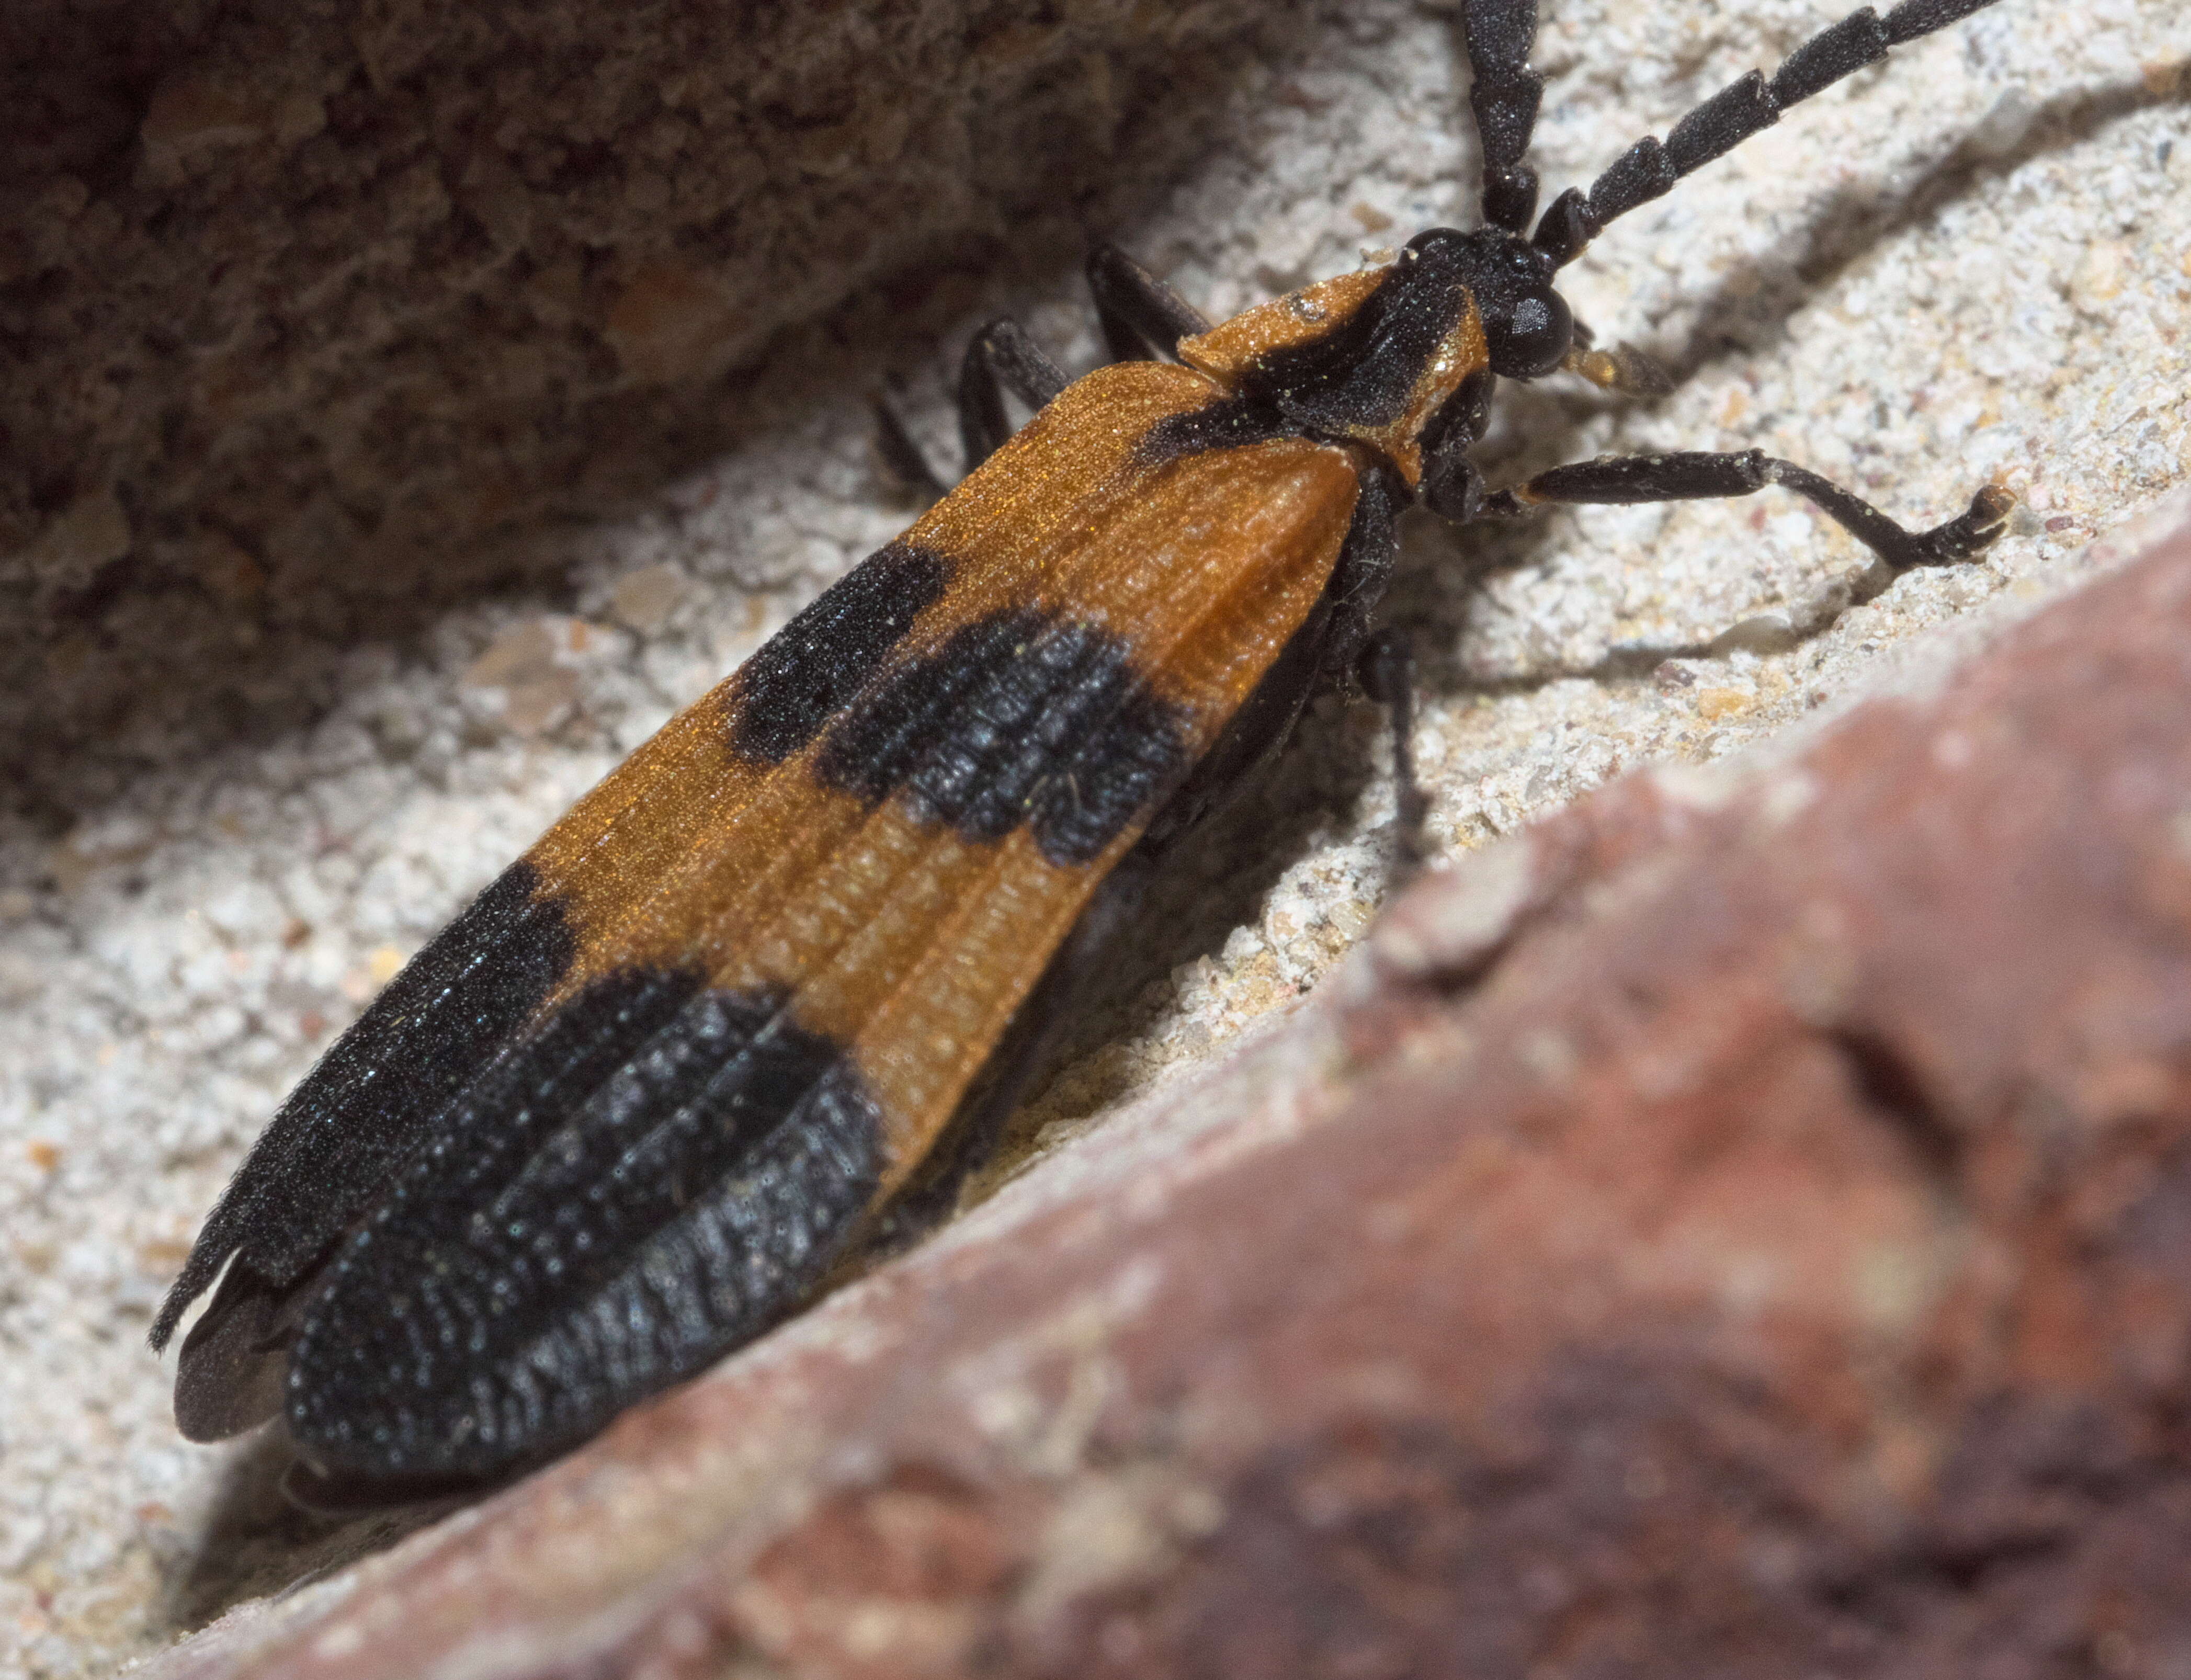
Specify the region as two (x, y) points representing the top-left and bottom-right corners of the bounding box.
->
(1086, 246), (1213, 365)
(1315, 463), (1409, 682)
(1479, 448), (2013, 572)
(958, 317), (1070, 473)
(1356, 627), (1429, 869)
(1459, 0), (1545, 233)
(871, 393), (950, 498)
(1420, 369), (1496, 524)
(876, 317), (1069, 493)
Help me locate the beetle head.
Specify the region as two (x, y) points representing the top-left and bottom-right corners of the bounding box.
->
(1406, 227), (1571, 380)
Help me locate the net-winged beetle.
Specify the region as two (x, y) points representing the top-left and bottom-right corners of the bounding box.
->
(154, 0), (2017, 1505)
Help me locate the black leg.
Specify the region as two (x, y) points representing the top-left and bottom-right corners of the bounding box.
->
(1086, 246), (1212, 364)
(1356, 628), (1428, 870)
(1460, 0), (1545, 232)
(872, 395), (949, 498)
(876, 318), (1069, 494)
(1480, 448), (2013, 572)
(957, 318), (1070, 474)
(1421, 369), (1496, 523)
(1535, 0), (2010, 266)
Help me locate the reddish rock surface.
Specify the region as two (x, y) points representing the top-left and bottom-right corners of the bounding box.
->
(141, 512), (2191, 1679)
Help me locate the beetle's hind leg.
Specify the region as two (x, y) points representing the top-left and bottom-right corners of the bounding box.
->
(1481, 448), (2013, 574)
(957, 317), (1069, 473)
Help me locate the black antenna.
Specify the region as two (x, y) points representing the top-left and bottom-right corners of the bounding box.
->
(1531, 0), (2007, 268)
(1461, 0), (1547, 233)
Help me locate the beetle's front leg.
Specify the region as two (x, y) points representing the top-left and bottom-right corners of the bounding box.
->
(1480, 448), (2012, 572)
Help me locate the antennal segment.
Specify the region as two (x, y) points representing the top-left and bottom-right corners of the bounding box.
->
(1461, 0), (1547, 233)
(1532, 0), (2005, 268)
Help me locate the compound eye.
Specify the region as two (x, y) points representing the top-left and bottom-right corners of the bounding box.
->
(1488, 289), (1573, 379)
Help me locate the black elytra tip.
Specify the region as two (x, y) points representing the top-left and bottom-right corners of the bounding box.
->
(816, 606), (1193, 868)
(730, 540), (950, 764)
(285, 970), (885, 1479)
(152, 859), (578, 1352)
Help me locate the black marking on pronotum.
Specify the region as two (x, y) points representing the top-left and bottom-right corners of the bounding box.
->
(816, 607), (1194, 867)
(1137, 228), (1567, 466)
(151, 861), (576, 1351)
(1235, 240), (1474, 426)
(729, 539), (950, 763)
(287, 973), (882, 1478)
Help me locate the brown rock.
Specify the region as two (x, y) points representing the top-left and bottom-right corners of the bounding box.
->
(133, 516), (2191, 1675)
(0, 0), (1286, 798)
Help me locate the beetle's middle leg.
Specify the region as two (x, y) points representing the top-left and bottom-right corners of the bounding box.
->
(1480, 448), (2013, 573)
(1357, 628), (1428, 870)
(872, 398), (950, 499)
(956, 319), (1069, 472)
(874, 316), (1068, 495)
(880, 249), (1204, 496)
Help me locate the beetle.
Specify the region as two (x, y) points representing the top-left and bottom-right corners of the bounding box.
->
(153, 0), (2016, 1505)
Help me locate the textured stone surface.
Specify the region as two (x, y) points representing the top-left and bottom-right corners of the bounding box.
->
(126, 502), (2191, 1680)
(0, 0), (1280, 803)
(1, 0), (2187, 1673)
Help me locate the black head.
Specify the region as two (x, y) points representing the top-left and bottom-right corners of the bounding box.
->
(1406, 227), (1571, 380)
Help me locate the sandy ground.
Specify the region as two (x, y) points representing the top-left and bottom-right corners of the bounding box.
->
(1, 1), (2186, 1673)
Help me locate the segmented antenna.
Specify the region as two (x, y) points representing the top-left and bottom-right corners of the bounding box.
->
(1531, 0), (2006, 268)
(1461, 0), (1546, 233)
